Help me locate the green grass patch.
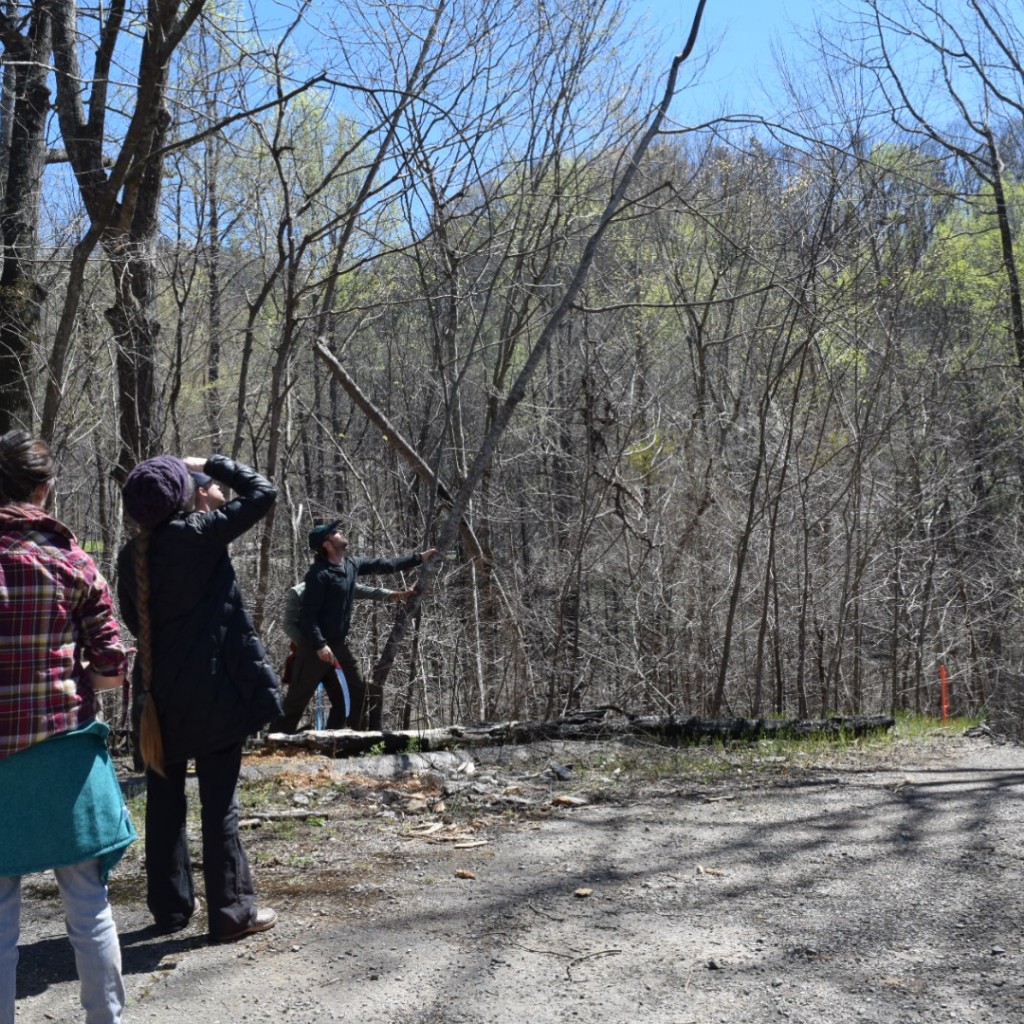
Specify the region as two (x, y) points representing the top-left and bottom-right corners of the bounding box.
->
(892, 710), (987, 738)
(574, 711), (988, 789)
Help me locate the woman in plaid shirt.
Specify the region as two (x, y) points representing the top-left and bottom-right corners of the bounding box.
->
(0, 430), (133, 1024)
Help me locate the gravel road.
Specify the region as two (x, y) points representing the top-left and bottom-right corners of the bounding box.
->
(14, 728), (1024, 1023)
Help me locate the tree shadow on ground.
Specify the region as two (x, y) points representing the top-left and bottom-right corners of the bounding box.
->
(15, 927), (206, 999)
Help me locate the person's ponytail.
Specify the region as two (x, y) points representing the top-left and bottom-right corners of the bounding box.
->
(0, 430), (55, 504)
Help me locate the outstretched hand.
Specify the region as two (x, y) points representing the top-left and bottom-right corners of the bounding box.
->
(420, 547), (439, 563)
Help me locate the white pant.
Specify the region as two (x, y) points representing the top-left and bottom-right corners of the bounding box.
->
(0, 858), (125, 1024)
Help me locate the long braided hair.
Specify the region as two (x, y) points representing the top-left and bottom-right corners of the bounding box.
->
(120, 454), (196, 776)
(132, 525), (165, 776)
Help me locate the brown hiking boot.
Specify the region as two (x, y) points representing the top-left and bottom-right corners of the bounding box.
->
(212, 908), (277, 943)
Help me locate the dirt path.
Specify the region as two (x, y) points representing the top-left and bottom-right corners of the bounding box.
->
(14, 730), (1024, 1023)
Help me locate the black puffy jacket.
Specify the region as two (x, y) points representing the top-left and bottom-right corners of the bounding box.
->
(117, 456), (282, 762)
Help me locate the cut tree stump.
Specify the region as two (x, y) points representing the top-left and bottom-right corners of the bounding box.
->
(262, 709), (895, 758)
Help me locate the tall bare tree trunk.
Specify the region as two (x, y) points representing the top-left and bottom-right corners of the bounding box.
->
(0, 2), (51, 432)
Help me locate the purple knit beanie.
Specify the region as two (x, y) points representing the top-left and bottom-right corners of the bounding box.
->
(122, 455), (193, 528)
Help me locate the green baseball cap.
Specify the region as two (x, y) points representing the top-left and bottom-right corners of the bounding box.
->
(308, 518), (342, 552)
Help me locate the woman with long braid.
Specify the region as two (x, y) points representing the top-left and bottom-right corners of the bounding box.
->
(117, 454), (281, 943)
(0, 430), (133, 1024)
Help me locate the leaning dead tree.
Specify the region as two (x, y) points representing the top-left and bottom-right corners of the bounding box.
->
(316, 0), (710, 717)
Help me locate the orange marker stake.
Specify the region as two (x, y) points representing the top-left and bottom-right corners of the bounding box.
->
(939, 664), (950, 722)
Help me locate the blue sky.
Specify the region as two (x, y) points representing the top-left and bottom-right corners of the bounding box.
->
(640, 0), (817, 52)
(634, 0), (820, 110)
(250, 0), (821, 112)
(247, 0), (827, 127)
(663, 0), (1024, 130)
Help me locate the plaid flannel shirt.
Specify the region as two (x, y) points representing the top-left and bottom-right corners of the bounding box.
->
(0, 502), (128, 760)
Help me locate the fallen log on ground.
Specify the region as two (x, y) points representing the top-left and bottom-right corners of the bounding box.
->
(262, 710), (895, 758)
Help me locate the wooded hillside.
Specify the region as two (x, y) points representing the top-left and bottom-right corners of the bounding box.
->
(2, 0), (1023, 734)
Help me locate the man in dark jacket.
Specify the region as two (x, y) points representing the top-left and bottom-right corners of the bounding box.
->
(271, 521), (435, 733)
(117, 454), (282, 943)
(279, 578), (416, 728)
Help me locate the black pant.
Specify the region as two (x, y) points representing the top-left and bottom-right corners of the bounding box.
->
(145, 742), (257, 940)
(271, 640), (366, 732)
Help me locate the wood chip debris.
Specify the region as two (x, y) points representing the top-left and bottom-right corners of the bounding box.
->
(454, 869), (476, 879)
(695, 865), (727, 877)
(406, 822), (445, 836)
(401, 820), (490, 846)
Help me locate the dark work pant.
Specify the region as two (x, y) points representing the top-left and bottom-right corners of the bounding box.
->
(271, 640), (366, 732)
(335, 642), (367, 728)
(145, 742), (257, 940)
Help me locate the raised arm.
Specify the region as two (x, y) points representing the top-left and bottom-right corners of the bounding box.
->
(353, 547), (438, 577)
(186, 454), (276, 546)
